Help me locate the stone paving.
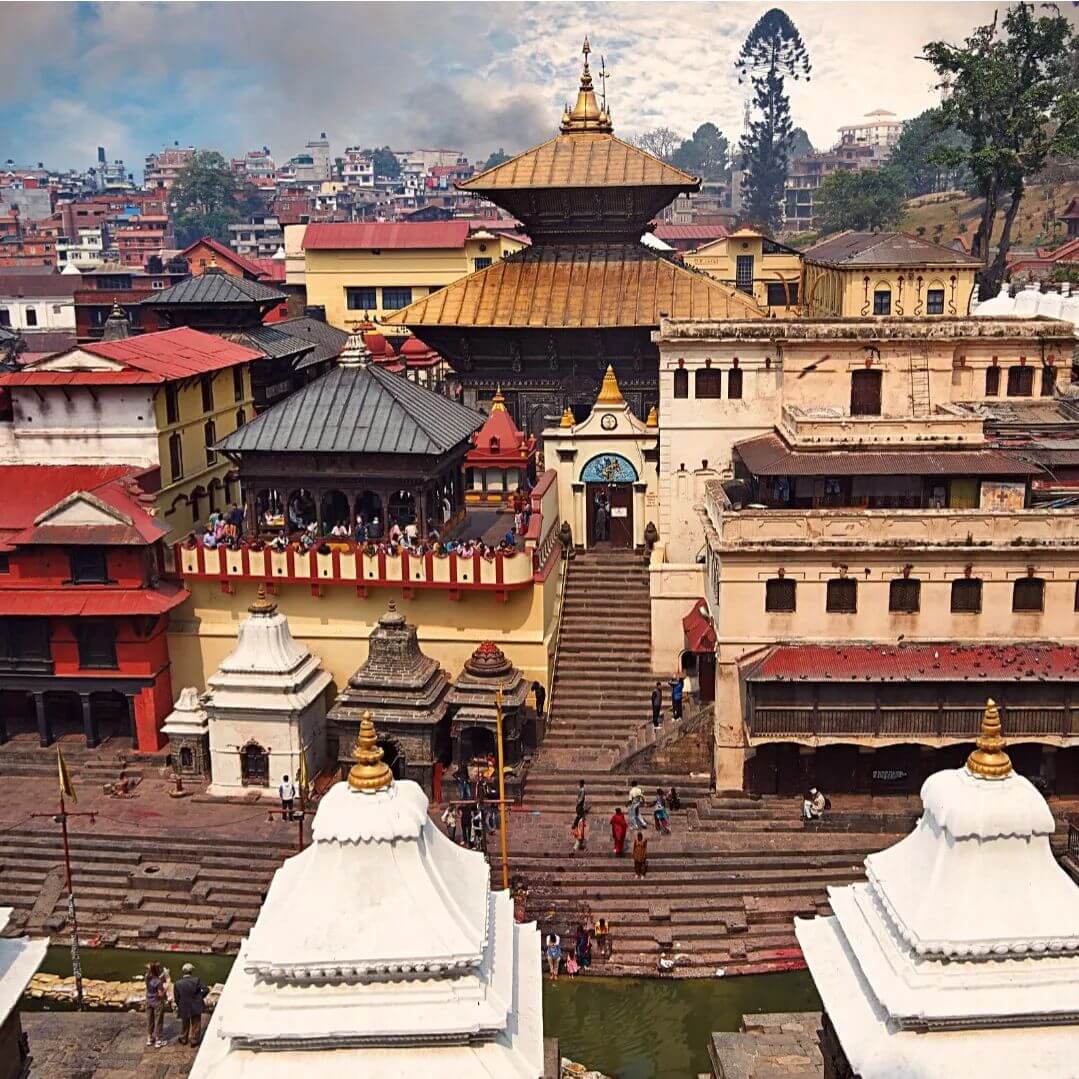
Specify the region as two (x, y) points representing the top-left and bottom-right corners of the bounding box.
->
(710, 1012), (824, 1078)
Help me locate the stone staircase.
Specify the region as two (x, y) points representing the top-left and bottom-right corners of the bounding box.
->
(0, 735), (155, 788)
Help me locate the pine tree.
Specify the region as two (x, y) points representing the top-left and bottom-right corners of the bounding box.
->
(735, 9), (811, 232)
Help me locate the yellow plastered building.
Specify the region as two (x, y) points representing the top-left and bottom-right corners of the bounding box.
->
(683, 227), (803, 315)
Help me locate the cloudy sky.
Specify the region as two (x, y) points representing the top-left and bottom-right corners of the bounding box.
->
(1, 2), (1065, 175)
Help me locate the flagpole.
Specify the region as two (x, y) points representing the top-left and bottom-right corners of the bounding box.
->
(57, 790), (84, 1011)
(495, 689), (510, 892)
(296, 745), (308, 853)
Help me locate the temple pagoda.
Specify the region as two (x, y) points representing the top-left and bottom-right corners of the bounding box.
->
(386, 39), (763, 433)
(465, 388), (538, 505)
(190, 714), (544, 1078)
(796, 700), (1079, 1077)
(447, 640), (531, 766)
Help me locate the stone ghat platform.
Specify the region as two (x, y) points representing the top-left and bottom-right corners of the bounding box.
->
(710, 1012), (824, 1078)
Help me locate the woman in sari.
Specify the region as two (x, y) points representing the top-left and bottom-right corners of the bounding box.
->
(610, 806), (628, 857)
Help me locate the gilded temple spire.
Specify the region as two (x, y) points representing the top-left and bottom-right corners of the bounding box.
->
(596, 364), (625, 405)
(348, 711), (394, 792)
(560, 37), (613, 134)
(966, 697), (1013, 780)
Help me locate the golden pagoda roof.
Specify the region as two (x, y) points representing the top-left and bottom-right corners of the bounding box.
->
(385, 244), (765, 329)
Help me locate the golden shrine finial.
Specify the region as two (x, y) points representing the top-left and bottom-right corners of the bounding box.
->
(248, 582), (277, 615)
(560, 37), (613, 134)
(559, 406), (575, 428)
(348, 711), (393, 792)
(491, 386), (507, 412)
(966, 698), (1012, 780)
(596, 364), (625, 405)
(645, 405), (658, 428)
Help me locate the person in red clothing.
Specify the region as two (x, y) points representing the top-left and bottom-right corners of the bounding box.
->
(610, 806), (628, 857)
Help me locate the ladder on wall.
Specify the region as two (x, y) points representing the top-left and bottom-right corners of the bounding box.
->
(909, 346), (931, 418)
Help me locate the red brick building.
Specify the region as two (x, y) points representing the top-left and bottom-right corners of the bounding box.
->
(0, 466), (187, 751)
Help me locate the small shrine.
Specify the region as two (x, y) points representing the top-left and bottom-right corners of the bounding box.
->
(446, 640), (531, 767)
(796, 700), (1079, 1077)
(162, 686), (210, 778)
(327, 602), (451, 798)
(190, 714), (544, 1078)
(205, 585), (332, 798)
(465, 389), (538, 506)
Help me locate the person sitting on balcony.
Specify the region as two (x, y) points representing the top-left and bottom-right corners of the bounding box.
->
(354, 517), (368, 543)
(802, 787), (827, 822)
(369, 516), (382, 541)
(270, 530), (289, 552)
(330, 522), (349, 538)
(389, 522), (403, 544)
(202, 526), (218, 550)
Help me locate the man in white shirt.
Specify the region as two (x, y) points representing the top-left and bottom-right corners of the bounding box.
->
(279, 775), (297, 820)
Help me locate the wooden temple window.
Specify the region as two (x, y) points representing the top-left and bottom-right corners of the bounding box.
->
(1007, 365), (1034, 397)
(850, 370), (882, 416)
(168, 433), (183, 481)
(765, 578), (796, 613)
(69, 547), (109, 584)
(673, 369), (689, 399)
(165, 384), (180, 424)
(76, 620), (118, 670)
(1042, 365), (1057, 397)
(727, 368), (744, 400)
(888, 578), (921, 613)
(201, 375), (214, 414)
(985, 365), (1000, 396)
(951, 578), (982, 613)
(695, 368), (722, 399)
(1013, 577), (1045, 613)
(233, 366), (245, 401)
(826, 578), (857, 614)
(205, 420), (217, 466)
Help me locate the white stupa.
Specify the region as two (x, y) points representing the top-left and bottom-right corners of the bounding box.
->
(191, 713), (544, 1078)
(206, 585), (331, 798)
(796, 699), (1079, 1077)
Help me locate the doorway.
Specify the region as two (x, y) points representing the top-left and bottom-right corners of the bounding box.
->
(586, 483), (634, 548)
(240, 741), (270, 787)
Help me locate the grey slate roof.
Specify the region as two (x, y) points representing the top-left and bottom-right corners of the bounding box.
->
(215, 363), (484, 456)
(141, 270), (286, 307)
(222, 325), (314, 362)
(805, 230), (983, 267)
(275, 317), (350, 369)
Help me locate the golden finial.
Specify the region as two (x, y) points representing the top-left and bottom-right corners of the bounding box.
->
(645, 405), (658, 428)
(966, 698), (1012, 780)
(560, 36), (613, 134)
(248, 582), (277, 615)
(348, 711), (393, 792)
(596, 364), (625, 405)
(491, 386), (506, 413)
(559, 406), (575, 428)
(110, 298), (125, 318)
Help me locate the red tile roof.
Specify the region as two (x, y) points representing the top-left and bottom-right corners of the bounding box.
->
(654, 223), (729, 241)
(303, 221), (470, 251)
(0, 327), (262, 387)
(682, 599), (716, 653)
(744, 643), (1079, 682)
(181, 236), (269, 280)
(0, 582), (187, 616)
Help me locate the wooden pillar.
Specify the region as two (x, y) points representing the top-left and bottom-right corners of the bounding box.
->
(244, 484), (258, 536)
(33, 692), (51, 747)
(126, 694), (138, 742)
(416, 483), (429, 537)
(315, 487), (325, 537)
(81, 693), (99, 749)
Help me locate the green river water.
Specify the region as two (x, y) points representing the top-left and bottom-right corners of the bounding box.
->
(36, 947), (821, 1078)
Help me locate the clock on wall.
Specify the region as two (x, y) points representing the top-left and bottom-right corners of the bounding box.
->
(600, 413), (617, 430)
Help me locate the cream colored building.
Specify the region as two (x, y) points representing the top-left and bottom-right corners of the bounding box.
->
(302, 221), (525, 332)
(683, 227), (802, 315)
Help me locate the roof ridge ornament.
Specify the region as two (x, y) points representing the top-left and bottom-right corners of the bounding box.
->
(596, 363), (625, 405)
(348, 711), (394, 792)
(491, 385), (507, 412)
(966, 697), (1012, 780)
(559, 406), (575, 427)
(560, 37), (613, 134)
(248, 582), (278, 616)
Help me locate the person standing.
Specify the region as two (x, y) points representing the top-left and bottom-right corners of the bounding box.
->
(278, 774), (296, 820)
(610, 807), (628, 857)
(632, 831), (648, 878)
(571, 812), (588, 851)
(651, 682), (663, 728)
(628, 780), (646, 831)
(594, 493), (608, 543)
(595, 917), (612, 961)
(470, 804), (486, 850)
(545, 933), (562, 979)
(173, 963), (209, 1047)
(574, 924), (593, 970)
(653, 789), (671, 835)
(144, 962), (167, 1048)
(461, 801), (473, 848)
(669, 675), (684, 721)
(532, 680), (546, 719)
(454, 763), (471, 801)
(575, 779), (586, 819)
(441, 804), (458, 843)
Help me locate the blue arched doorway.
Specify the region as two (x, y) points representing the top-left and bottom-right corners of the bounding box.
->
(580, 453), (639, 548)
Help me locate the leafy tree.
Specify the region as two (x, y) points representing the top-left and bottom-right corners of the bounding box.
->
(888, 108), (971, 197)
(788, 126), (814, 161)
(633, 127), (682, 162)
(923, 3), (1079, 298)
(366, 147), (402, 181)
(814, 167), (907, 234)
(671, 123), (731, 180)
(735, 8), (812, 231)
(171, 150), (243, 247)
(482, 148), (511, 170)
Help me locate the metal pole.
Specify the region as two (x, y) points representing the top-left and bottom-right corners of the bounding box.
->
(297, 773), (306, 853)
(495, 689), (510, 892)
(58, 793), (84, 1010)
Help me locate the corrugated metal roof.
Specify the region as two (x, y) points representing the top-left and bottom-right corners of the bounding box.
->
(141, 270), (285, 306)
(303, 222), (470, 250)
(744, 644), (1079, 682)
(77, 327), (263, 380)
(0, 370), (162, 386)
(385, 244), (764, 328)
(804, 230), (983, 267)
(459, 133), (698, 191)
(215, 363), (484, 456)
(0, 583), (187, 617)
(733, 432), (1036, 477)
(222, 325), (313, 362)
(275, 317), (349, 370)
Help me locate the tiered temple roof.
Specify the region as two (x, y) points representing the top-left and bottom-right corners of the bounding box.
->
(446, 640), (530, 761)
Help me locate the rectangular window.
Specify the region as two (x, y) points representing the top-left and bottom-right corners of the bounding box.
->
(1013, 577), (1045, 612)
(205, 420), (217, 466)
(233, 366), (245, 402)
(826, 578), (857, 613)
(985, 365), (1000, 396)
(69, 547), (109, 584)
(0, 553), (8, 573)
(673, 368), (688, 399)
(165, 384), (179, 424)
(201, 375), (214, 413)
(25, 307), (38, 327)
(169, 433), (183, 481)
(850, 370), (882, 416)
(345, 286), (377, 311)
(889, 578), (921, 613)
(951, 578), (982, 613)
(76, 620), (117, 669)
(727, 368), (743, 399)
(0, 308), (10, 327)
(735, 255), (754, 294)
(766, 281), (799, 306)
(1042, 365), (1057, 397)
(765, 578), (796, 613)
(381, 287), (413, 310)
(926, 289), (945, 314)
(474, 257), (492, 271)
(0, 617), (51, 666)
(873, 290), (891, 316)
(695, 368), (722, 399)
(1007, 365), (1034, 397)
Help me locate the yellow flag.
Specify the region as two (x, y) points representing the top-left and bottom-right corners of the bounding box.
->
(297, 745), (309, 796)
(57, 747), (77, 804)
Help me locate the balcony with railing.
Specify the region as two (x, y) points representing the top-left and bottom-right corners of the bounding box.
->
(780, 404), (985, 448)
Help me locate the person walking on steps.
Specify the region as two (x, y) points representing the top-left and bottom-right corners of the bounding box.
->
(632, 831), (648, 878)
(571, 812), (588, 851)
(651, 682), (663, 728)
(575, 779), (587, 819)
(669, 674), (684, 722)
(610, 806), (628, 857)
(653, 789), (671, 835)
(595, 917), (612, 961)
(628, 780), (646, 831)
(532, 680), (546, 719)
